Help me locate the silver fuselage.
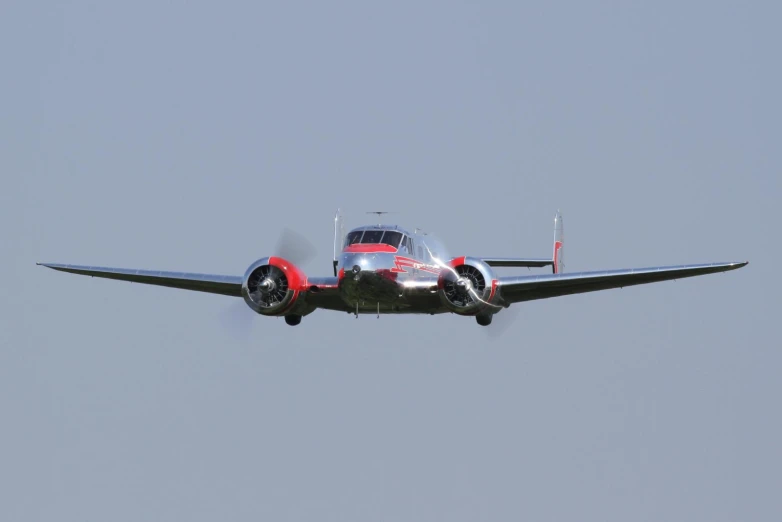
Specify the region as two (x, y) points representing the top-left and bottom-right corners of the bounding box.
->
(326, 225), (446, 314)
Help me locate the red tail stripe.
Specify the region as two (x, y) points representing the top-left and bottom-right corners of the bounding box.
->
(553, 241), (563, 274)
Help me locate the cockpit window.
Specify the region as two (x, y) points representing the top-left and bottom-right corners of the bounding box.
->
(381, 231), (402, 248)
(345, 231), (363, 246)
(360, 230), (384, 244)
(398, 235), (411, 254)
(345, 229), (404, 249)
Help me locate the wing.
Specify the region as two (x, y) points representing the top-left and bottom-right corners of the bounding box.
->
(301, 276), (349, 312)
(37, 263), (243, 297)
(483, 258), (553, 268)
(498, 261), (747, 304)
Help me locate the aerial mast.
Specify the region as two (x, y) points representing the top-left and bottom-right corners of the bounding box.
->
(365, 211), (396, 226)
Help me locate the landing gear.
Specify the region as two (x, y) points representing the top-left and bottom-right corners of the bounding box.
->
(285, 314), (302, 326)
(476, 314), (493, 326)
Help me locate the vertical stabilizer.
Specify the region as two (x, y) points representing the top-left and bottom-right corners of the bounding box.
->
(553, 211), (564, 274)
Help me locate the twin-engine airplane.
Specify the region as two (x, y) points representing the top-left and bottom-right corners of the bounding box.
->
(38, 211), (747, 327)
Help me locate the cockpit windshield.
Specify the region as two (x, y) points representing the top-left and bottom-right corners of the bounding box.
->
(344, 229), (404, 249)
(360, 230), (384, 244)
(345, 231), (363, 246)
(379, 231), (402, 248)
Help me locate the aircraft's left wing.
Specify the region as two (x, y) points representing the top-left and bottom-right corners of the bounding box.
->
(37, 263), (243, 297)
(498, 261), (747, 304)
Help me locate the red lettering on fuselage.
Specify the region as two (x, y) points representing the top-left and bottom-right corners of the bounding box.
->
(391, 256), (440, 274)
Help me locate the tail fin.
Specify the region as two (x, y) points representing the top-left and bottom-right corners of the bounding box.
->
(553, 211), (564, 274)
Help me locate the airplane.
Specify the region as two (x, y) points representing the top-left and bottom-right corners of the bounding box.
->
(37, 211), (747, 327)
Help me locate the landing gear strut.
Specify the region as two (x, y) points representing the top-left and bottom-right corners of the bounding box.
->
(476, 315), (493, 326)
(285, 315), (302, 326)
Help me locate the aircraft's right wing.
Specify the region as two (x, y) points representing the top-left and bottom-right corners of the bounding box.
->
(497, 261), (747, 304)
(302, 276), (350, 312)
(37, 263), (243, 297)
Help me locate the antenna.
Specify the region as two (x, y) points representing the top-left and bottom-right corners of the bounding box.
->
(365, 211), (397, 226)
(333, 208), (344, 276)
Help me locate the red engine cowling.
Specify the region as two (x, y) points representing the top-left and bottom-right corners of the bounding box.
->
(241, 257), (307, 316)
(438, 257), (500, 316)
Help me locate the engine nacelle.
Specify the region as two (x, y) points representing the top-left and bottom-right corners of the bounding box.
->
(241, 257), (307, 316)
(438, 257), (500, 316)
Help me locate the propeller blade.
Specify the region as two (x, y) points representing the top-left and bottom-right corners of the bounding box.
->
(218, 299), (256, 341)
(486, 305), (521, 338)
(275, 228), (317, 266)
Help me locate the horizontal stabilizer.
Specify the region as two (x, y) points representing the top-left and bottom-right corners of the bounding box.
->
(483, 258), (553, 268)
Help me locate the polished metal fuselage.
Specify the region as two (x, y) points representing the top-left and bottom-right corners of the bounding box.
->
(338, 253), (443, 314)
(320, 226), (446, 314)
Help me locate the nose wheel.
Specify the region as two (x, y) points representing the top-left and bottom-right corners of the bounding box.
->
(285, 315), (302, 326)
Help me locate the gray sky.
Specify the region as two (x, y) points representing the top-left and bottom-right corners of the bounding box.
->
(2, 1), (780, 520)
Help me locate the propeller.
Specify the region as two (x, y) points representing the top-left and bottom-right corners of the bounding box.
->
(247, 264), (288, 307)
(218, 299), (256, 341)
(219, 228), (317, 337)
(485, 305), (521, 338)
(275, 227), (317, 267)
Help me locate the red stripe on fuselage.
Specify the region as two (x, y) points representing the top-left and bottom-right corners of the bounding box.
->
(343, 243), (398, 254)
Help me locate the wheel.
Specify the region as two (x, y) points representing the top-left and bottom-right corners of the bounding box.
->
(284, 315), (302, 326)
(476, 314), (492, 326)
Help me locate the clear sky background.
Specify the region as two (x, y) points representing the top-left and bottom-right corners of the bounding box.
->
(2, 1), (779, 520)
